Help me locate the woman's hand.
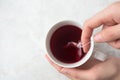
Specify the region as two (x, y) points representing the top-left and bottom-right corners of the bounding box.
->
(46, 2), (120, 80)
(82, 2), (120, 53)
(46, 55), (120, 80)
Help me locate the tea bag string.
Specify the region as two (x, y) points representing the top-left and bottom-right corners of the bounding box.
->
(77, 41), (91, 48)
(67, 41), (91, 48)
(78, 40), (108, 61)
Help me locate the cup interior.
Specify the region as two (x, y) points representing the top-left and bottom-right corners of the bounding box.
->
(46, 21), (94, 68)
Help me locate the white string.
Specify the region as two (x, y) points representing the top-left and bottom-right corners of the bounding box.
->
(66, 41), (91, 48)
(66, 41), (108, 61)
(77, 41), (91, 48)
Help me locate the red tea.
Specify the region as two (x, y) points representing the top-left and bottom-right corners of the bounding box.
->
(50, 25), (85, 63)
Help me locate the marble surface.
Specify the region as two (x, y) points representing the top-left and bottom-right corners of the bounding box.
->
(0, 0), (120, 80)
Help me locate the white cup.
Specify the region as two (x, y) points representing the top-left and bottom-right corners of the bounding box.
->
(46, 20), (107, 68)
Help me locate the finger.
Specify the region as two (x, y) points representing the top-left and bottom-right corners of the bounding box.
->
(61, 68), (80, 79)
(45, 56), (83, 80)
(108, 39), (120, 49)
(94, 24), (120, 42)
(45, 55), (64, 72)
(61, 68), (91, 80)
(57, 58), (101, 80)
(81, 8), (113, 53)
(90, 57), (118, 80)
(78, 57), (101, 70)
(45, 55), (80, 79)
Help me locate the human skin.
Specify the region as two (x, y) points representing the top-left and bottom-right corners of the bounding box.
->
(46, 2), (120, 80)
(46, 55), (120, 80)
(82, 2), (120, 53)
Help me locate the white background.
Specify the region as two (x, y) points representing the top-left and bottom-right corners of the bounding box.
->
(0, 0), (120, 80)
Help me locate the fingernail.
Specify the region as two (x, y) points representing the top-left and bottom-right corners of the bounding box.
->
(94, 34), (103, 42)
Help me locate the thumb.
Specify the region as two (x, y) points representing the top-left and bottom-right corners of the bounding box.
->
(94, 24), (120, 42)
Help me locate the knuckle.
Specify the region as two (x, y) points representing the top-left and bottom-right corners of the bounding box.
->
(58, 69), (62, 73)
(114, 40), (120, 49)
(107, 2), (120, 15)
(114, 45), (120, 49)
(84, 19), (91, 26)
(110, 40), (120, 49)
(109, 2), (120, 11)
(107, 32), (115, 38)
(101, 30), (115, 42)
(57, 68), (64, 73)
(110, 2), (119, 8)
(112, 2), (120, 6)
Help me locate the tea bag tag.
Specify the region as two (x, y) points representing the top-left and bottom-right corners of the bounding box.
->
(93, 49), (108, 61)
